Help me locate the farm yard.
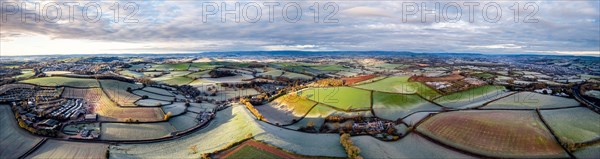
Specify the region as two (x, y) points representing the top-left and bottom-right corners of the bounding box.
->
(416, 110), (569, 158)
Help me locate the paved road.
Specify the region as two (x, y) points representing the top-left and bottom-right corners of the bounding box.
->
(572, 85), (599, 112)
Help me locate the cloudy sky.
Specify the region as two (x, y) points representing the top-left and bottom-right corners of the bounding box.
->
(1, 0), (599, 56)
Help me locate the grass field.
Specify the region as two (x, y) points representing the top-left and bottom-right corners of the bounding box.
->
(257, 95), (317, 125)
(573, 144), (600, 159)
(118, 70), (145, 78)
(169, 112), (198, 131)
(417, 110), (568, 158)
(151, 63), (190, 71)
(143, 71), (163, 77)
(259, 69), (312, 80)
(372, 92), (441, 121)
(142, 87), (174, 96)
(162, 102), (187, 116)
(135, 99), (172, 107)
(299, 87), (371, 110)
(110, 105), (346, 158)
(133, 90), (175, 101)
(352, 133), (475, 159)
(99, 80), (143, 107)
(224, 145), (281, 159)
(484, 92), (580, 109)
(354, 76), (440, 100)
(159, 76), (194, 85)
(25, 139), (108, 159)
(434, 85), (508, 108)
(286, 104), (373, 130)
(540, 107), (600, 143)
(0, 105), (44, 159)
(189, 62), (218, 71)
(402, 112), (437, 126)
(22, 77), (99, 87)
(13, 69), (35, 79)
(186, 70), (211, 78)
(101, 122), (175, 140)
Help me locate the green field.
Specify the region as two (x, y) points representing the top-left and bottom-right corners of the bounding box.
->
(110, 105), (347, 158)
(0, 106), (45, 159)
(541, 107), (600, 143)
(101, 122), (175, 140)
(12, 69), (35, 79)
(151, 63), (190, 71)
(299, 87), (371, 110)
(142, 87), (174, 96)
(22, 77), (99, 87)
(225, 145), (282, 159)
(434, 85), (507, 108)
(133, 90), (175, 101)
(189, 62), (218, 71)
(160, 76), (194, 85)
(99, 80), (143, 107)
(472, 73), (495, 79)
(186, 70), (211, 78)
(352, 133), (474, 158)
(484, 92), (580, 109)
(354, 76), (440, 100)
(259, 69), (312, 80)
(118, 70), (145, 78)
(372, 92), (441, 121)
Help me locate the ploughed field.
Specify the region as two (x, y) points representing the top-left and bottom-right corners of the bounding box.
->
(416, 110), (569, 158)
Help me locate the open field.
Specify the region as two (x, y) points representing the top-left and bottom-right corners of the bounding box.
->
(259, 69), (312, 80)
(203, 88), (261, 101)
(354, 76), (440, 100)
(169, 112), (198, 131)
(433, 85), (509, 108)
(13, 69), (35, 79)
(186, 70), (211, 78)
(352, 134), (475, 159)
(299, 87), (371, 110)
(162, 102), (187, 116)
(189, 74), (254, 85)
(99, 80), (143, 107)
(417, 110), (568, 158)
(142, 87), (174, 96)
(0, 105), (44, 159)
(218, 140), (301, 159)
(133, 90), (175, 101)
(151, 63), (190, 71)
(25, 139), (108, 159)
(484, 92), (580, 109)
(101, 122), (174, 140)
(43, 71), (73, 76)
(372, 92), (441, 121)
(402, 112), (437, 125)
(286, 104), (373, 130)
(160, 76), (194, 85)
(257, 94), (317, 125)
(573, 144), (600, 159)
(189, 62), (218, 71)
(22, 77), (99, 87)
(222, 143), (282, 159)
(135, 99), (171, 107)
(541, 107), (600, 143)
(143, 71), (163, 77)
(119, 70), (145, 78)
(110, 105), (346, 158)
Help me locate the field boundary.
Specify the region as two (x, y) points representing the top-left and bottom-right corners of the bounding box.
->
(18, 138), (48, 159)
(535, 109), (576, 158)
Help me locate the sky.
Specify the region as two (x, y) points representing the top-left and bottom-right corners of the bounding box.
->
(0, 0), (599, 56)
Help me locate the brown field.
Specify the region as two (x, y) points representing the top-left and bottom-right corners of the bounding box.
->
(342, 74), (378, 85)
(417, 110), (568, 158)
(63, 88), (163, 122)
(215, 140), (303, 159)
